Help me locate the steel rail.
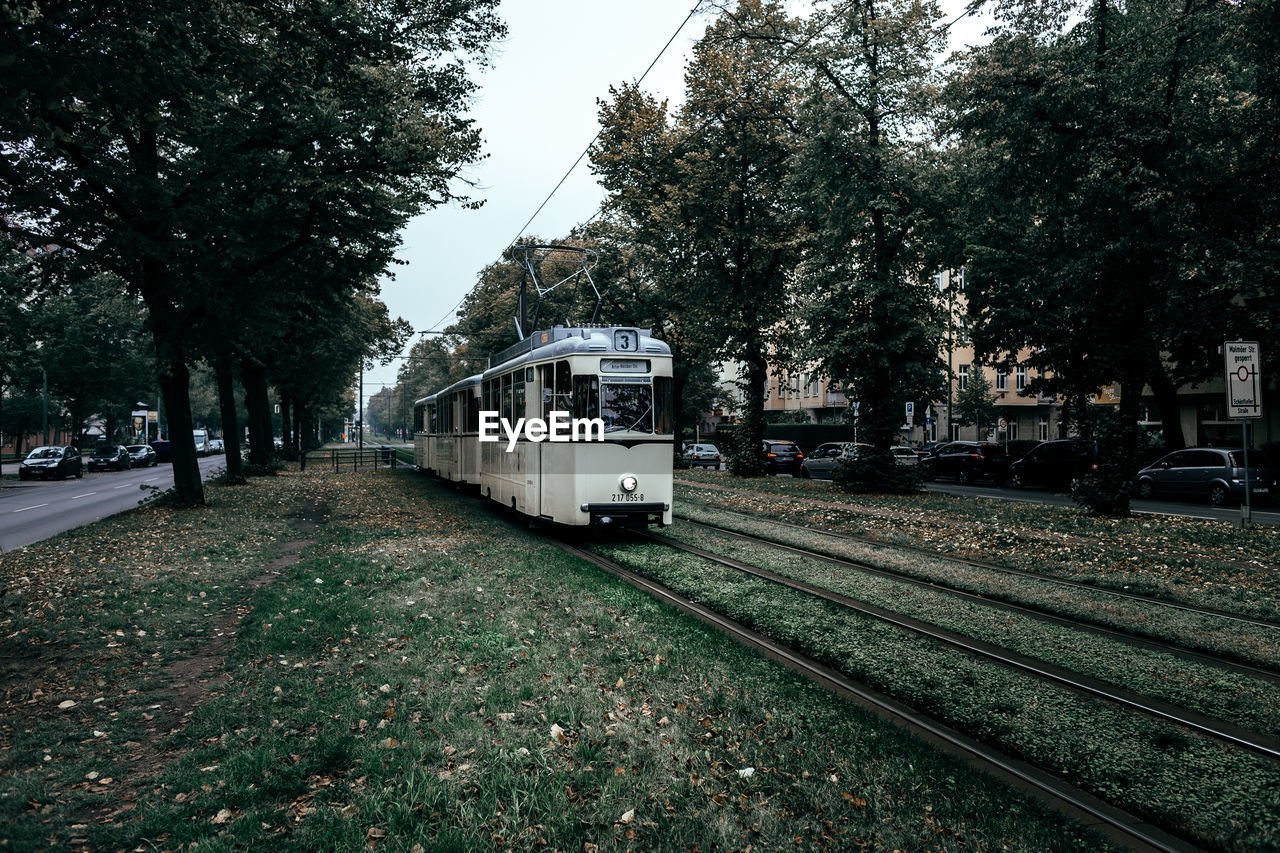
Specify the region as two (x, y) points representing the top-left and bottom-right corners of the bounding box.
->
(675, 516), (1280, 685)
(676, 505), (1280, 633)
(555, 538), (1201, 853)
(639, 531), (1280, 762)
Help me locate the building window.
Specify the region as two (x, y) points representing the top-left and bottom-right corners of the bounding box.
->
(958, 364), (970, 392)
(1007, 420), (1018, 440)
(1016, 365), (1028, 392)
(950, 422), (961, 440)
(1039, 420), (1049, 441)
(995, 369), (1007, 392)
(956, 268), (966, 292)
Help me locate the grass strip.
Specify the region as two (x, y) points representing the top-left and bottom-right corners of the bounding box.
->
(674, 474), (1280, 620)
(593, 539), (1280, 852)
(1, 468), (1116, 852)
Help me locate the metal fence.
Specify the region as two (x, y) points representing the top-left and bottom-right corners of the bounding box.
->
(306, 446), (406, 473)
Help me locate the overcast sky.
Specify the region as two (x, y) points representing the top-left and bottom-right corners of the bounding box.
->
(365, 0), (991, 393)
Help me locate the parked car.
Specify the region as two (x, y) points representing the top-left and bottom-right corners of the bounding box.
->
(920, 441), (1009, 485)
(682, 443), (721, 469)
(149, 440), (172, 463)
(126, 444), (158, 468)
(762, 440), (805, 475)
(801, 442), (869, 480)
(87, 444), (132, 472)
(18, 445), (82, 480)
(916, 441), (947, 462)
(890, 446), (919, 467)
(208, 438), (225, 454)
(1008, 439), (1097, 490)
(1134, 447), (1275, 506)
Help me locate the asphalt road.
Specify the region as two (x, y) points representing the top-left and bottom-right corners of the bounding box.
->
(0, 456), (227, 553)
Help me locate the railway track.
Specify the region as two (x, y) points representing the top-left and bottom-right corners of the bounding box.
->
(673, 514), (1280, 685)
(639, 527), (1280, 761)
(676, 505), (1280, 634)
(553, 537), (1201, 853)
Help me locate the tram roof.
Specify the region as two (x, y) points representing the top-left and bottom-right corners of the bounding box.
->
(413, 373), (481, 406)
(487, 326), (670, 371)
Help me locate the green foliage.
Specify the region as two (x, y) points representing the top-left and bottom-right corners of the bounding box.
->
(720, 424), (766, 477)
(788, 0), (949, 450)
(950, 0), (1280, 446)
(831, 447), (923, 495)
(953, 366), (998, 435)
(1072, 408), (1132, 517)
(591, 1), (804, 444)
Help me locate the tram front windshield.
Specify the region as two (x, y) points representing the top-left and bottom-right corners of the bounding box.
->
(601, 383), (652, 433)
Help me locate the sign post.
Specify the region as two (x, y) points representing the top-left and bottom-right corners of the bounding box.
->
(1224, 341), (1262, 527)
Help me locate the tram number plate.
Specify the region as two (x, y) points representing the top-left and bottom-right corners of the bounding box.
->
(611, 492), (645, 503)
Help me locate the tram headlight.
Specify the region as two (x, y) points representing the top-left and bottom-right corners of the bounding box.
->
(619, 474), (639, 493)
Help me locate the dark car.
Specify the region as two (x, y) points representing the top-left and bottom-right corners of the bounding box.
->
(762, 440), (805, 475)
(87, 444), (132, 472)
(149, 440), (172, 463)
(126, 444), (158, 468)
(921, 441), (1009, 485)
(18, 445), (82, 480)
(1008, 439), (1097, 490)
(1134, 447), (1275, 506)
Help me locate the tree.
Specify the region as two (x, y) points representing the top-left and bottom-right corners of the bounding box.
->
(592, 0), (805, 475)
(1, 0), (504, 503)
(949, 0), (1278, 475)
(786, 0), (950, 453)
(952, 366), (998, 440)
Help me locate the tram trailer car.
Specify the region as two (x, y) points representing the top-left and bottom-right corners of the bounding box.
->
(416, 326), (674, 529)
(413, 375), (482, 486)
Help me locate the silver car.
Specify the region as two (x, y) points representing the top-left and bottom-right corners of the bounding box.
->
(800, 442), (872, 480)
(682, 443), (721, 469)
(1134, 447), (1275, 506)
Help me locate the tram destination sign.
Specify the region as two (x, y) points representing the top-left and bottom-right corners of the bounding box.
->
(1224, 340), (1262, 419)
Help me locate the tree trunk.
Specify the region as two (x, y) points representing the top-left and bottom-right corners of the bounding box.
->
(154, 331), (204, 505)
(142, 273), (204, 505)
(241, 359), (274, 467)
(280, 390), (296, 461)
(213, 346), (245, 483)
(1148, 361), (1185, 450)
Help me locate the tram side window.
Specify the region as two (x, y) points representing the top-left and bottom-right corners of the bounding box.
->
(653, 376), (673, 435)
(467, 392), (479, 432)
(427, 403), (436, 434)
(555, 360), (573, 413)
(502, 373), (513, 423)
(573, 375), (599, 421)
(414, 405), (424, 433)
(514, 373), (526, 420)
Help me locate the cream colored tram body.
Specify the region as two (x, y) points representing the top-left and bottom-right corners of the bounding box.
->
(479, 326), (673, 528)
(412, 374), (482, 486)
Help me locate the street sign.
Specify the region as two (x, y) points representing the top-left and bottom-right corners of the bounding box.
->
(1224, 341), (1262, 419)
(998, 417), (1007, 432)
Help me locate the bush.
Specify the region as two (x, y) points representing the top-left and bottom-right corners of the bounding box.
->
(722, 427), (765, 476)
(832, 447), (923, 494)
(1071, 408), (1131, 516)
